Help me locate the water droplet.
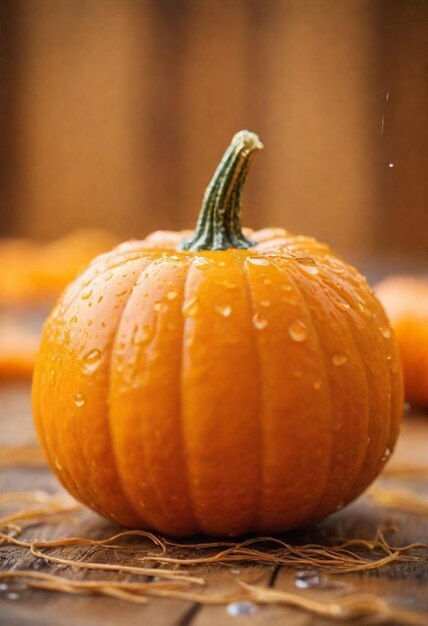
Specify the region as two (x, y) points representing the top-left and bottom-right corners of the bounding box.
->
(83, 349), (101, 374)
(74, 392), (86, 408)
(166, 291), (177, 300)
(54, 455), (62, 470)
(226, 601), (257, 616)
(380, 326), (391, 339)
(382, 447), (391, 461)
(69, 315), (78, 324)
(313, 378), (322, 390)
(194, 257), (210, 268)
(154, 301), (164, 312)
(332, 352), (348, 366)
(295, 257), (319, 275)
(388, 163), (394, 168)
(223, 280), (237, 290)
(5, 592), (20, 600)
(367, 437), (371, 444)
(182, 296), (199, 318)
(264, 278), (273, 286)
(294, 570), (321, 589)
(116, 289), (128, 297)
(289, 320), (308, 342)
(248, 257), (269, 266)
(260, 300), (271, 307)
(214, 304), (232, 318)
(281, 283), (292, 292)
(335, 301), (350, 311)
(252, 314), (268, 330)
(103, 271), (113, 281)
(81, 288), (92, 300)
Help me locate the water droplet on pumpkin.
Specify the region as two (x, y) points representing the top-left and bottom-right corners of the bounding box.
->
(182, 296), (199, 318)
(336, 301), (350, 311)
(81, 288), (92, 300)
(281, 283), (292, 291)
(5, 592), (20, 601)
(54, 456), (62, 470)
(166, 291), (177, 300)
(83, 349), (101, 374)
(260, 300), (271, 307)
(289, 320), (308, 342)
(382, 447), (391, 461)
(380, 326), (391, 338)
(294, 570), (321, 589)
(367, 437), (371, 444)
(194, 257), (210, 268)
(226, 601), (257, 616)
(264, 278), (273, 286)
(313, 378), (322, 390)
(295, 257), (319, 275)
(214, 304), (232, 318)
(74, 392), (86, 408)
(97, 295), (104, 303)
(252, 314), (268, 330)
(69, 315), (78, 324)
(248, 257), (269, 266)
(154, 301), (164, 312)
(223, 280), (237, 290)
(332, 352), (348, 366)
(103, 271), (113, 281)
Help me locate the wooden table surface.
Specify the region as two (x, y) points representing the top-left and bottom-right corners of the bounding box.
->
(0, 381), (427, 626)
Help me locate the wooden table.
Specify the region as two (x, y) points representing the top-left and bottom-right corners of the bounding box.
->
(0, 381), (427, 626)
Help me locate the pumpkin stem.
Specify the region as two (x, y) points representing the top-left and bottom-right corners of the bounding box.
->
(180, 130), (263, 251)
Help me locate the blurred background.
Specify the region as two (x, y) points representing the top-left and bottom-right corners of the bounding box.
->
(0, 0), (427, 265)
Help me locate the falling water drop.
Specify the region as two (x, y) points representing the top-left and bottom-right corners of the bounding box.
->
(226, 601), (257, 616)
(289, 320), (308, 342)
(294, 570), (321, 589)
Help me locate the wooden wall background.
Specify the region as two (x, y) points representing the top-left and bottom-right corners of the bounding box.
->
(0, 0), (427, 260)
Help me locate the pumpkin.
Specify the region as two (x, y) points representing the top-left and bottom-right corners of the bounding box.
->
(375, 275), (428, 407)
(32, 131), (403, 536)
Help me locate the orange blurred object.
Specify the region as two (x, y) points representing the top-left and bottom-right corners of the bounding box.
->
(0, 229), (120, 305)
(376, 275), (428, 407)
(0, 316), (39, 378)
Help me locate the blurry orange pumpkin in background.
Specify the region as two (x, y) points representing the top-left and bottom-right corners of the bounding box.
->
(32, 132), (403, 536)
(376, 275), (428, 408)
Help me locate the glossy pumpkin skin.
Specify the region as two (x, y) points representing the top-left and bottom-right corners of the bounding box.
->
(376, 276), (428, 407)
(32, 132), (403, 536)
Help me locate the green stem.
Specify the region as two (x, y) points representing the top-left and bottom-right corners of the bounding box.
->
(180, 130), (263, 251)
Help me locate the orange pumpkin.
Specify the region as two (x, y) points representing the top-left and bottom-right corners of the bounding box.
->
(33, 131), (403, 536)
(375, 275), (428, 407)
